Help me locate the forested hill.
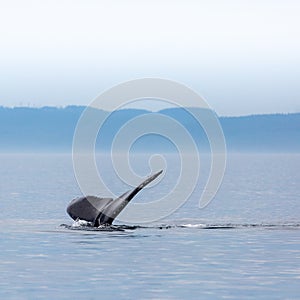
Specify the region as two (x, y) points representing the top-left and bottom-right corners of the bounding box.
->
(0, 106), (299, 152)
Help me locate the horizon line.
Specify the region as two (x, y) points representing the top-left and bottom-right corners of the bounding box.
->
(0, 104), (299, 118)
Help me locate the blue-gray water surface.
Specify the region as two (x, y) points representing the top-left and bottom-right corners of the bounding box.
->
(0, 153), (299, 299)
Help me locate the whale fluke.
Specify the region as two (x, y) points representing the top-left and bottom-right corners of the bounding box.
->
(67, 170), (163, 226)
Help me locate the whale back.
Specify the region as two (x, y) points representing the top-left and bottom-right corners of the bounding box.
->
(67, 196), (113, 223)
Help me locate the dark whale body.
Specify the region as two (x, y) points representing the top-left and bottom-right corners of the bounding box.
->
(67, 170), (163, 227)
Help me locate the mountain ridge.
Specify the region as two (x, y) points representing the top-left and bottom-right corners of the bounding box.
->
(0, 106), (299, 153)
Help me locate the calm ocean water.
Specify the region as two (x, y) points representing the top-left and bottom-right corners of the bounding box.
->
(0, 153), (299, 299)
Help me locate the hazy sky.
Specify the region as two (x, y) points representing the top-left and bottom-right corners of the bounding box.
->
(0, 0), (299, 115)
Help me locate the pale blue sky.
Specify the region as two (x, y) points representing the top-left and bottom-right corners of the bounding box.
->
(0, 0), (299, 115)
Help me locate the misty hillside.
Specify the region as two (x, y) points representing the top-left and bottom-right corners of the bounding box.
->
(0, 106), (299, 152)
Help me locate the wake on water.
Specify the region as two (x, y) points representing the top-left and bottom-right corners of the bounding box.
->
(60, 219), (300, 232)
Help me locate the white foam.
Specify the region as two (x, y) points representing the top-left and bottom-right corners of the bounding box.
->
(181, 223), (206, 228)
(71, 219), (92, 227)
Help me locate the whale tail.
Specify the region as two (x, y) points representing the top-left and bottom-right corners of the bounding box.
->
(67, 170), (163, 226)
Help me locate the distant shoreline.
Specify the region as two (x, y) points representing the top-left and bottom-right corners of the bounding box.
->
(1, 105), (299, 118)
(0, 106), (299, 153)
